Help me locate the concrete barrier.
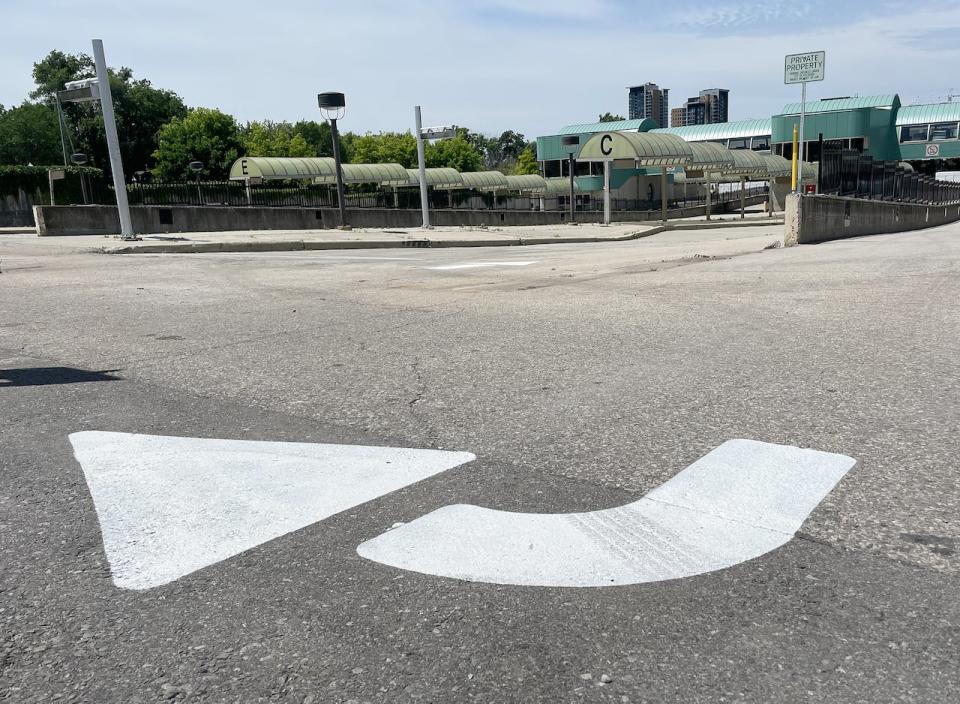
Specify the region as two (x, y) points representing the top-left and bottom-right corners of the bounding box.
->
(785, 193), (960, 245)
(32, 197), (767, 237)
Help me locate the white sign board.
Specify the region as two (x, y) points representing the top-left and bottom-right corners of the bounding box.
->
(925, 144), (941, 158)
(785, 51), (826, 84)
(421, 125), (457, 140)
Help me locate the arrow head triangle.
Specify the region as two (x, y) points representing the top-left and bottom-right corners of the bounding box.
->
(70, 431), (474, 590)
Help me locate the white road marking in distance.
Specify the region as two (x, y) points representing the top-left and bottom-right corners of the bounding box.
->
(70, 432), (474, 590)
(356, 439), (856, 587)
(427, 261), (538, 271)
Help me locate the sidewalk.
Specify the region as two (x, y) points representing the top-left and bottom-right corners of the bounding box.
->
(11, 213), (782, 255)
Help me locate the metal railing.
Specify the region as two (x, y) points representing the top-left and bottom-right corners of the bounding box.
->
(818, 146), (960, 205)
(70, 180), (770, 213)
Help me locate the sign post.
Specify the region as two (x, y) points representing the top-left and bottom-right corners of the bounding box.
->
(414, 108), (456, 229)
(784, 51), (825, 193)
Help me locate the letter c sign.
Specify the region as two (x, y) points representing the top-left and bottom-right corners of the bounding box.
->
(600, 134), (613, 156)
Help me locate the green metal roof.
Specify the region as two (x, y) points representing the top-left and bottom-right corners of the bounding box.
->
(577, 132), (692, 165)
(651, 119), (772, 142)
(780, 95), (899, 115)
(558, 118), (658, 135)
(404, 167), (463, 187)
(896, 102), (960, 126)
(437, 171), (509, 190)
(229, 157), (337, 181)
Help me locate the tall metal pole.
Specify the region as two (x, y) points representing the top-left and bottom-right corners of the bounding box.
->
(705, 172), (712, 220)
(55, 95), (70, 166)
(92, 39), (134, 239)
(568, 153), (575, 222)
(798, 81), (807, 192)
(414, 106), (430, 228)
(329, 117), (348, 227)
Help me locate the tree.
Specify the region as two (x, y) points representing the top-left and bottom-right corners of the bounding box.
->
(152, 108), (243, 180)
(425, 136), (483, 172)
(291, 120), (333, 157)
(30, 50), (187, 174)
(0, 102), (63, 165)
(241, 121), (314, 157)
(598, 112), (626, 122)
(348, 132), (418, 168)
(513, 145), (540, 176)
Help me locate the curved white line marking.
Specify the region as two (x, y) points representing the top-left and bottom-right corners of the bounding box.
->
(70, 432), (474, 590)
(356, 439), (856, 587)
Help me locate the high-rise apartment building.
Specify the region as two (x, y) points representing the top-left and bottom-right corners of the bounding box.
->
(627, 83), (669, 128)
(670, 89), (730, 127)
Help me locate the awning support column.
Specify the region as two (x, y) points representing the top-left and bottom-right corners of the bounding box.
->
(603, 161), (611, 225)
(660, 169), (668, 222)
(705, 173), (712, 220)
(740, 176), (746, 219)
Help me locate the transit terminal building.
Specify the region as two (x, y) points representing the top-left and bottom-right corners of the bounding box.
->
(537, 94), (960, 200)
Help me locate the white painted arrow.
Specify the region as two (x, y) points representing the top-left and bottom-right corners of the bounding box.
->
(70, 431), (474, 590)
(356, 439), (856, 587)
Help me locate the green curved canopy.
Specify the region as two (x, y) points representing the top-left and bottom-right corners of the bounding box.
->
(404, 168), (463, 187)
(229, 157), (337, 181)
(314, 162), (410, 186)
(688, 141), (735, 169)
(726, 149), (772, 176)
(437, 171), (509, 190)
(542, 177), (585, 194)
(502, 174), (548, 193)
(760, 153), (793, 178)
(577, 132), (693, 166)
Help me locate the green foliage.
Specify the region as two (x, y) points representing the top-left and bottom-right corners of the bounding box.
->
(348, 132), (418, 168)
(513, 146), (540, 175)
(0, 102), (63, 165)
(29, 50), (187, 174)
(290, 120), (333, 157)
(598, 112), (626, 122)
(241, 121), (314, 158)
(152, 108), (243, 180)
(425, 136), (483, 172)
(0, 164), (103, 204)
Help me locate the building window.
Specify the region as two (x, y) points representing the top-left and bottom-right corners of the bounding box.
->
(900, 124), (930, 143)
(727, 138), (748, 150)
(930, 122), (959, 141)
(750, 136), (770, 151)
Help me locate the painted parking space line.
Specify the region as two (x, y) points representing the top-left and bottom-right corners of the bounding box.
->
(427, 261), (538, 271)
(69, 431), (474, 590)
(356, 439), (856, 587)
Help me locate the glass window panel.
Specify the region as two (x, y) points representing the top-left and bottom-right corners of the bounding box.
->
(750, 136), (770, 151)
(930, 122), (958, 141)
(900, 125), (930, 143)
(727, 138), (748, 150)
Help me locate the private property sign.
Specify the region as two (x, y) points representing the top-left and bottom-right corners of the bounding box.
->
(785, 51), (826, 84)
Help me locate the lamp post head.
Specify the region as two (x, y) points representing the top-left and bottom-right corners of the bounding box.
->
(318, 92), (346, 120)
(70, 153), (89, 165)
(188, 161), (204, 173)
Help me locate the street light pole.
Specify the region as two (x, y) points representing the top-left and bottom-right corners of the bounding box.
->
(318, 92), (348, 228)
(414, 106), (430, 229)
(560, 135), (579, 223)
(92, 39), (134, 240)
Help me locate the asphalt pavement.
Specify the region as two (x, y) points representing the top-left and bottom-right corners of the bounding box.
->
(1, 222), (958, 702)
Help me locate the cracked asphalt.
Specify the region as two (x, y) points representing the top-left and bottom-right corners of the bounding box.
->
(1, 222), (958, 702)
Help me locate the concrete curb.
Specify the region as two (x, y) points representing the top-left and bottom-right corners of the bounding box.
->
(102, 220), (773, 255)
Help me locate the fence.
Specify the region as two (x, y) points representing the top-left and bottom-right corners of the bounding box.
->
(818, 146), (960, 205)
(106, 180), (766, 214)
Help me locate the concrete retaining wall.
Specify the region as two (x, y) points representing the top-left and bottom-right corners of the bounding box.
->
(784, 194), (960, 245)
(33, 197), (765, 237)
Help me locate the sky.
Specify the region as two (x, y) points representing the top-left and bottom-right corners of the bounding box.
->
(2, 0), (959, 138)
